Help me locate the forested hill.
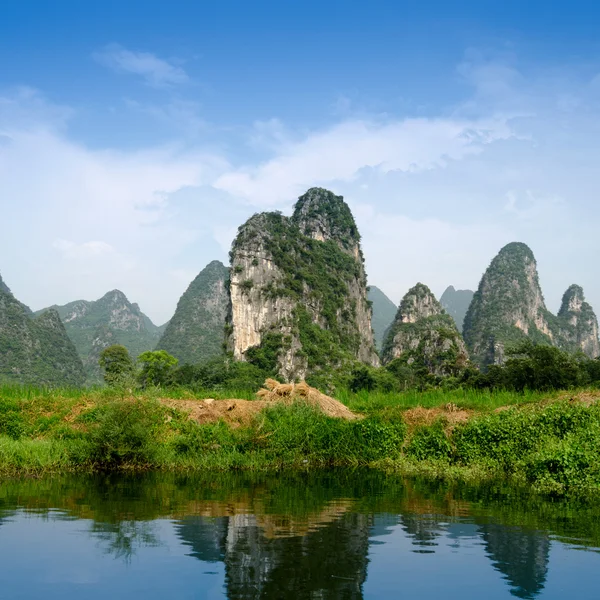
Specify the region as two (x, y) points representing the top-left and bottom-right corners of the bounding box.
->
(156, 260), (230, 365)
(36, 290), (163, 382)
(0, 277), (85, 387)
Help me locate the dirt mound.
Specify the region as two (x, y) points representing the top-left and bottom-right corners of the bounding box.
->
(403, 404), (471, 431)
(160, 397), (270, 428)
(256, 379), (358, 420)
(161, 380), (358, 426)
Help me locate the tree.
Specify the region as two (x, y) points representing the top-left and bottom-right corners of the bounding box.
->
(99, 345), (135, 387)
(137, 350), (178, 388)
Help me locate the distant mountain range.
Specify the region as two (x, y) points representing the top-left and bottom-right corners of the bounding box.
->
(440, 286), (474, 332)
(367, 286), (397, 351)
(36, 290), (166, 382)
(2, 188), (600, 387)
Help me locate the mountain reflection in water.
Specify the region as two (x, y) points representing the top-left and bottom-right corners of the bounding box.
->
(0, 472), (597, 600)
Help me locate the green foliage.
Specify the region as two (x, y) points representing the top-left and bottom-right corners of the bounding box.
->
(462, 341), (590, 392)
(251, 403), (405, 465)
(406, 422), (452, 461)
(137, 350), (178, 388)
(89, 400), (162, 466)
(349, 364), (399, 393)
(245, 333), (283, 374)
(172, 356), (266, 393)
(99, 345), (135, 387)
(240, 279), (254, 292)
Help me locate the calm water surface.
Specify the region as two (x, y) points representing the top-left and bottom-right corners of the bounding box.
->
(0, 471), (599, 599)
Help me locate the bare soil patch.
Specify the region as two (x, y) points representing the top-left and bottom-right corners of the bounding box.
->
(161, 379), (358, 427)
(402, 404), (471, 432)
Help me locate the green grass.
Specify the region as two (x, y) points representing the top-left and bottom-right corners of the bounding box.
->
(1, 384), (600, 498)
(337, 386), (556, 413)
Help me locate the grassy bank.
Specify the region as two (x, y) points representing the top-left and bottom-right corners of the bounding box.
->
(0, 384), (599, 498)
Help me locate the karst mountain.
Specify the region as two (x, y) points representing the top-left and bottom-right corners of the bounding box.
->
(227, 187), (379, 382)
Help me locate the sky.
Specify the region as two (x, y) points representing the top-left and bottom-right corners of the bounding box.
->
(2, 0), (600, 324)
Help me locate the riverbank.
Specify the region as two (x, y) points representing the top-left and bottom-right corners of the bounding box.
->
(1, 384), (599, 498)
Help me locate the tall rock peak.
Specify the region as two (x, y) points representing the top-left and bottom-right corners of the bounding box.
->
(156, 260), (230, 365)
(463, 242), (554, 367)
(397, 283), (442, 323)
(464, 243), (600, 367)
(291, 187), (361, 255)
(557, 284), (600, 357)
(227, 188), (378, 382)
(381, 283), (469, 376)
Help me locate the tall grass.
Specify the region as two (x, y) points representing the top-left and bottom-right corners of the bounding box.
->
(336, 387), (558, 413)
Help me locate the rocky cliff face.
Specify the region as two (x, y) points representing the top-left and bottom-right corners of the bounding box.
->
(557, 284), (600, 358)
(38, 290), (162, 381)
(381, 283), (468, 376)
(368, 286), (397, 352)
(156, 260), (230, 365)
(440, 286), (474, 332)
(227, 187), (379, 382)
(463, 242), (600, 367)
(0, 280), (85, 386)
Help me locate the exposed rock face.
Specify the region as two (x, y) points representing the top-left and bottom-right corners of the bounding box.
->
(156, 260), (230, 365)
(440, 286), (474, 332)
(463, 242), (600, 367)
(368, 286), (397, 352)
(37, 290), (163, 381)
(381, 283), (469, 376)
(227, 187), (379, 382)
(0, 280), (85, 386)
(557, 284), (600, 358)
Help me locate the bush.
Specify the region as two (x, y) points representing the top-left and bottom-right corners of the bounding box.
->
(406, 422), (452, 461)
(252, 403), (405, 465)
(89, 400), (162, 467)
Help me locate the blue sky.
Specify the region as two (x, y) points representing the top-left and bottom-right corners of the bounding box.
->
(2, 1), (600, 323)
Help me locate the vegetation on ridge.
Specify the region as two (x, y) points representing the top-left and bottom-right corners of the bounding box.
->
(156, 260), (229, 366)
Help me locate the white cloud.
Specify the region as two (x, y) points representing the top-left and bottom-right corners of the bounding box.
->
(214, 116), (515, 206)
(93, 44), (189, 88)
(52, 240), (116, 259)
(4, 52), (600, 324)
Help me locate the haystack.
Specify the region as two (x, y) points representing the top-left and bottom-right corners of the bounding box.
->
(161, 380), (358, 427)
(255, 379), (358, 420)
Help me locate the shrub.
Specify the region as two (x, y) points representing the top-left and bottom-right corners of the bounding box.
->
(406, 422), (452, 461)
(89, 400), (162, 467)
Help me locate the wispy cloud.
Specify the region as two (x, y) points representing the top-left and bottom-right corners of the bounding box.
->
(93, 43), (189, 88)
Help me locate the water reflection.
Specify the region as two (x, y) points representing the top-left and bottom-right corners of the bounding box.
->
(0, 472), (598, 600)
(176, 508), (370, 598)
(480, 524), (550, 599)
